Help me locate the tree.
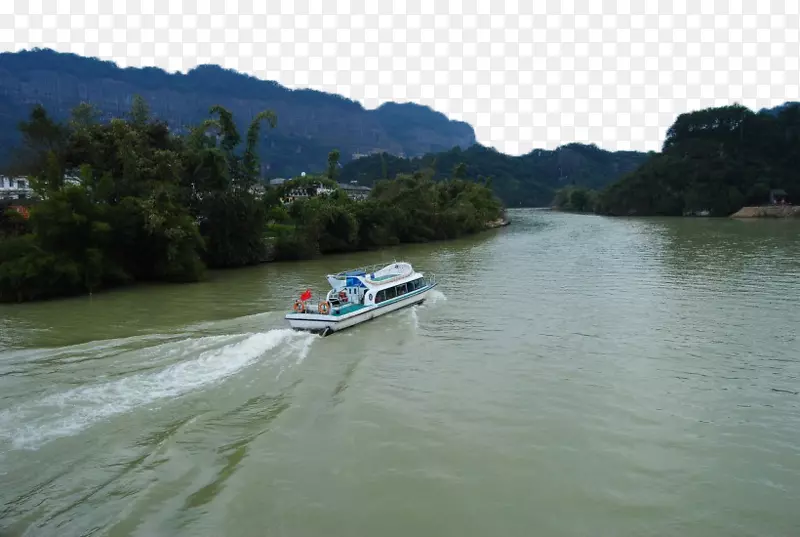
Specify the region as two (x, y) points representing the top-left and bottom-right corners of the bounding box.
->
(128, 94), (151, 127)
(13, 105), (68, 191)
(598, 103), (800, 216)
(380, 152), (388, 179)
(242, 110), (277, 186)
(327, 149), (340, 181)
(69, 102), (101, 131)
(0, 100), (506, 303)
(453, 162), (467, 180)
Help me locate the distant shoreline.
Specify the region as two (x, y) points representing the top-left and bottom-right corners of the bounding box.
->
(730, 205), (800, 218)
(550, 205), (800, 219)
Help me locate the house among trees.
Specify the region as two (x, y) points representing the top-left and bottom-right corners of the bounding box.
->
(0, 176), (33, 199)
(280, 182), (336, 204)
(769, 189), (788, 205)
(337, 181), (371, 201)
(1, 173), (82, 201)
(277, 178), (372, 205)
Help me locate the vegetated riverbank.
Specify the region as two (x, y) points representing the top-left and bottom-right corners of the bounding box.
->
(0, 98), (505, 304)
(552, 103), (800, 217)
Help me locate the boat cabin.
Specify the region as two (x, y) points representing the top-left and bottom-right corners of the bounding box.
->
(286, 260), (438, 334)
(321, 262), (427, 313)
(372, 277), (427, 304)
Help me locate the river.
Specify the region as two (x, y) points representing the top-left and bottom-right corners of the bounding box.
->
(1, 209), (799, 537)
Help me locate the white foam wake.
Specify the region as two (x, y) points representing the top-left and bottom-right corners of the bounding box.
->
(427, 289), (447, 304)
(409, 307), (420, 329)
(0, 329), (313, 451)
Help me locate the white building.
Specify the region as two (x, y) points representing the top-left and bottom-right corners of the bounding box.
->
(0, 176), (33, 200)
(0, 173), (81, 200)
(337, 182), (372, 200)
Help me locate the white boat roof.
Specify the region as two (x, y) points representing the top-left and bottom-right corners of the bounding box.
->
(327, 261), (421, 289)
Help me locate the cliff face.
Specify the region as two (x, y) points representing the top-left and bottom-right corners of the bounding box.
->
(0, 49), (476, 177)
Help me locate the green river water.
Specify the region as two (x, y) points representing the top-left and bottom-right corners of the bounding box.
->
(1, 209), (799, 536)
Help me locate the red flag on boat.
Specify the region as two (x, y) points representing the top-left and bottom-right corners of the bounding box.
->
(300, 289), (311, 301)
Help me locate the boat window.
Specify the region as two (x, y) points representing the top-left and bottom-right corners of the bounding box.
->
(375, 290), (385, 303)
(396, 283), (407, 295)
(386, 286), (397, 300)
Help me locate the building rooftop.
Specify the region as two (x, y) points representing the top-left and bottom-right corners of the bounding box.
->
(337, 182), (371, 191)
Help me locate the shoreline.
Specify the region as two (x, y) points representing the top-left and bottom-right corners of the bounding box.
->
(0, 218), (511, 306)
(486, 217), (511, 228)
(730, 205), (800, 218)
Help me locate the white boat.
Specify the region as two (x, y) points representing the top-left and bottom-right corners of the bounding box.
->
(285, 261), (437, 335)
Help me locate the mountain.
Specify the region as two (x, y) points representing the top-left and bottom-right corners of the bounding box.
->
(339, 143), (650, 206)
(0, 48), (476, 177)
(596, 102), (800, 216)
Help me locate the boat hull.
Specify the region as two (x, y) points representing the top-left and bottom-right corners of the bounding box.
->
(285, 284), (436, 335)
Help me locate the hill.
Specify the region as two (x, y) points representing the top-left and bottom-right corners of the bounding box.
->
(594, 102), (800, 216)
(759, 102), (800, 116)
(0, 48), (476, 177)
(339, 143), (650, 206)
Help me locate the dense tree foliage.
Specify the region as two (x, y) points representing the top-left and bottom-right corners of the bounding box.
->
(339, 143), (649, 207)
(268, 168), (504, 260)
(0, 99), (275, 302)
(1, 102), (503, 303)
(552, 186), (598, 213)
(596, 103), (800, 216)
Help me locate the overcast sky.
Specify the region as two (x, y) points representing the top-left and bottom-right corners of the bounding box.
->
(2, 0), (798, 154)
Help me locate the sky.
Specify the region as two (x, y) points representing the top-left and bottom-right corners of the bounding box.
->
(2, 0), (799, 155)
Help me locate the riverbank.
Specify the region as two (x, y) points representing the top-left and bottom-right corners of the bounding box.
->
(730, 205), (800, 218)
(486, 217), (511, 228)
(2, 101), (508, 305)
(0, 216), (510, 305)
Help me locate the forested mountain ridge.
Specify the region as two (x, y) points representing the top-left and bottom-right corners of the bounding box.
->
(550, 102), (800, 216)
(0, 48), (476, 177)
(339, 143), (650, 206)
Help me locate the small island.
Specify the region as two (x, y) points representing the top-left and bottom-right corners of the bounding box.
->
(0, 99), (506, 304)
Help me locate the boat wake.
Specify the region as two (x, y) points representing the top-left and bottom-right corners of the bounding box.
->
(427, 289), (447, 305)
(409, 307), (420, 329)
(0, 328), (315, 451)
